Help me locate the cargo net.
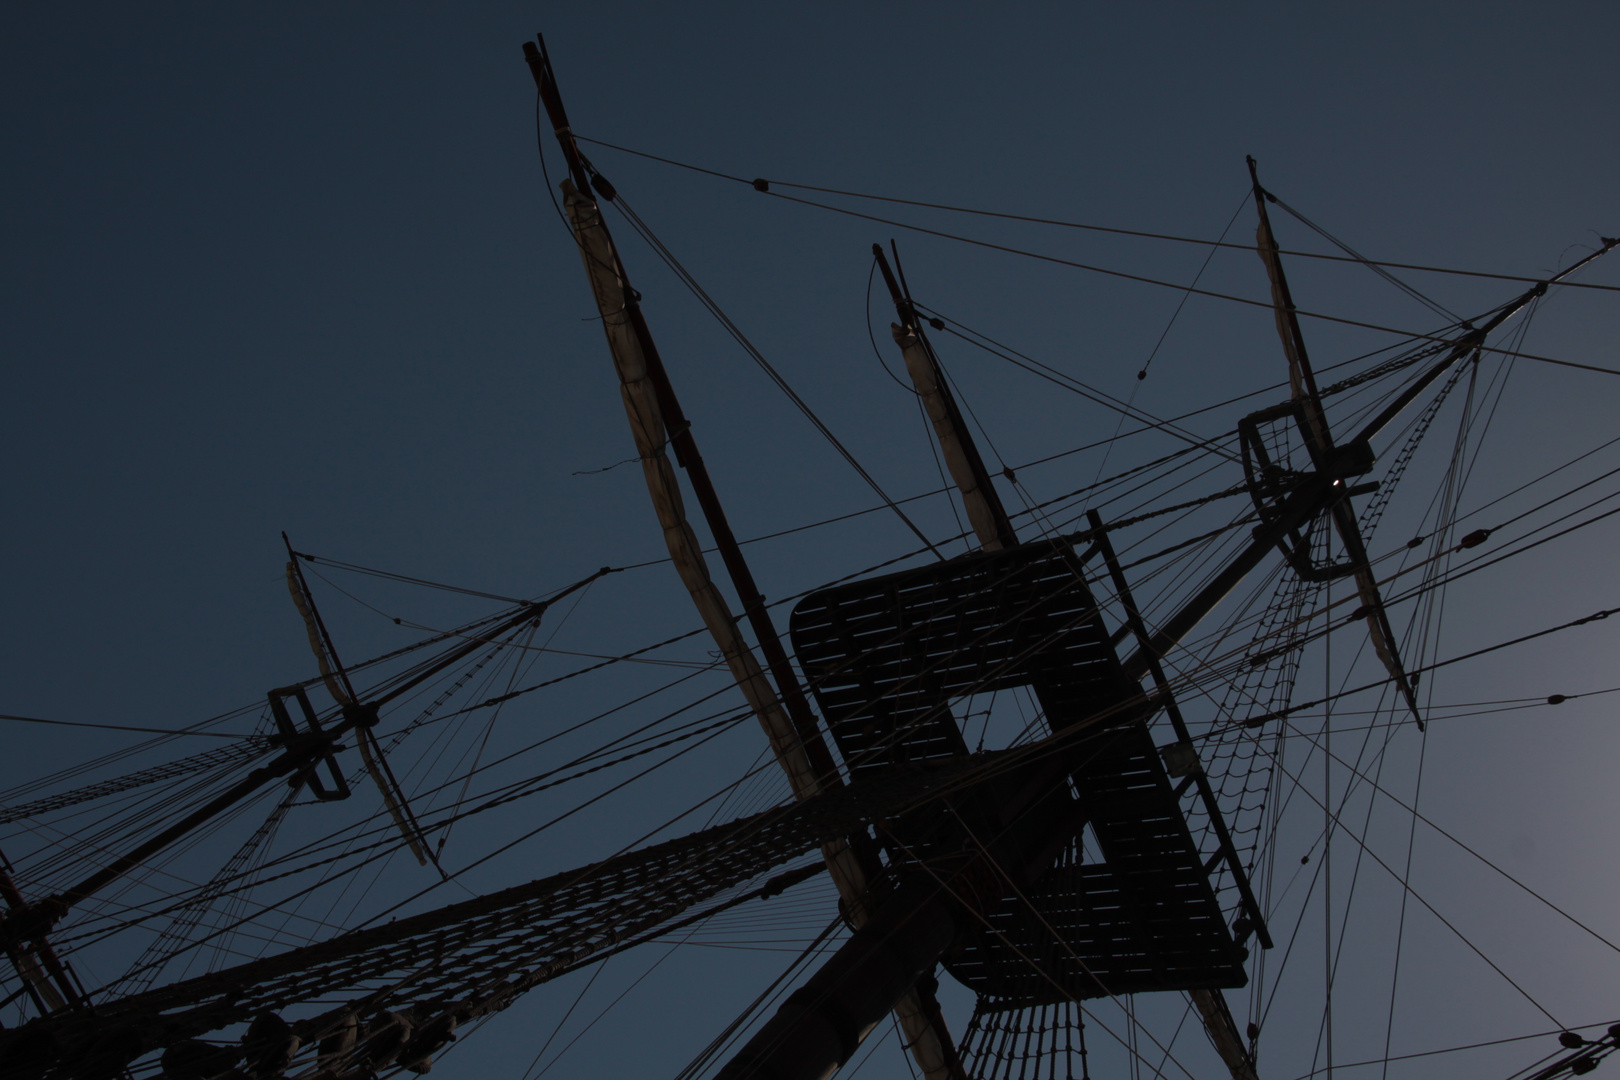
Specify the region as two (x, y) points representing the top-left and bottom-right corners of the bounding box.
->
(959, 996), (1090, 1080)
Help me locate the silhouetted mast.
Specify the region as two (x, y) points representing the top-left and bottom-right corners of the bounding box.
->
(522, 35), (967, 1080)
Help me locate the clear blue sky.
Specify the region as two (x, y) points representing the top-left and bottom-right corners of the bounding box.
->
(3, 5), (1618, 1079)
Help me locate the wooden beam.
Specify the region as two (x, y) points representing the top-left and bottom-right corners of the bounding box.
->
(527, 37), (965, 1080)
(874, 244), (1018, 552)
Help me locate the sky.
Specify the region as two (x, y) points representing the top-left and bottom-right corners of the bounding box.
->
(3, 5), (1619, 1080)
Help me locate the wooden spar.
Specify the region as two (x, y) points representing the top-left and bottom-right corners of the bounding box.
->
(1346, 234), (1617, 448)
(714, 879), (962, 1080)
(555, 157), (970, 1080)
(876, 233), (1266, 1079)
(554, 181), (824, 797)
(1245, 159), (1426, 728)
(0, 860), (78, 1013)
(1246, 156), (1331, 453)
(557, 140), (970, 1080)
(874, 244), (1018, 551)
(1118, 236), (1614, 683)
(624, 314), (847, 789)
(1328, 503), (1428, 728)
(284, 540), (440, 870)
(523, 37), (833, 797)
(872, 232), (1267, 1078)
(1191, 989), (1261, 1080)
(6, 734), (351, 946)
(524, 37), (965, 1080)
(0, 588), (579, 961)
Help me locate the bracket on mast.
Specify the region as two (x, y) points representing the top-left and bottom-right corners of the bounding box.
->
(267, 687), (351, 803)
(1237, 403), (1377, 583)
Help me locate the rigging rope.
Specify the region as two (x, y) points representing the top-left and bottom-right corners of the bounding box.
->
(570, 134), (1620, 295)
(604, 190), (945, 559)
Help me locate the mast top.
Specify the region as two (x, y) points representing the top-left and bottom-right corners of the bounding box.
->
(523, 35), (591, 198)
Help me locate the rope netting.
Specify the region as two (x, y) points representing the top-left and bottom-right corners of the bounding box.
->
(959, 995), (1091, 1080)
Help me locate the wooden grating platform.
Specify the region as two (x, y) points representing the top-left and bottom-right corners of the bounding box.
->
(789, 539), (1246, 1004)
(789, 539), (1140, 774)
(945, 723), (1246, 1001)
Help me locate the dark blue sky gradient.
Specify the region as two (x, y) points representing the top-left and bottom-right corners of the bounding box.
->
(3, 6), (1618, 1079)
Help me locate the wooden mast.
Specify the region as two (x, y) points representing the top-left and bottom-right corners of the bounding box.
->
(283, 535), (440, 871)
(874, 244), (1018, 551)
(0, 575), (601, 978)
(877, 242), (1262, 1080)
(522, 36), (965, 1080)
(1246, 156), (1425, 729)
(520, 40), (1619, 1079)
(0, 860), (80, 1013)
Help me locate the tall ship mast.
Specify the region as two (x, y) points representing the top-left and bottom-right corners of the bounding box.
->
(3, 28), (1619, 1080)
